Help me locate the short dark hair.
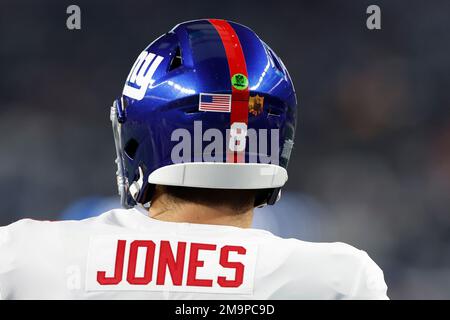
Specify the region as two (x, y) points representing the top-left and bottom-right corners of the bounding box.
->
(159, 185), (271, 213)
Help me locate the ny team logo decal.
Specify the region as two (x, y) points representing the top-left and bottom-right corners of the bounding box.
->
(123, 50), (164, 101)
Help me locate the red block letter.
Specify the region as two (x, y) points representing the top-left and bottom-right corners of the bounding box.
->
(127, 240), (155, 285)
(187, 243), (216, 287)
(157, 241), (187, 286)
(218, 245), (246, 288)
(97, 240), (126, 285)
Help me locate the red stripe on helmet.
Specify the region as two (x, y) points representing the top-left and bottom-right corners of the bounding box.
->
(208, 19), (249, 163)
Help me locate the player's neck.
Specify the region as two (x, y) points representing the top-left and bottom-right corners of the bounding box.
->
(148, 193), (254, 228)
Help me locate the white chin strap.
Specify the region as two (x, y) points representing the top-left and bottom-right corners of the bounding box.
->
(129, 166), (144, 200)
(147, 162), (287, 189)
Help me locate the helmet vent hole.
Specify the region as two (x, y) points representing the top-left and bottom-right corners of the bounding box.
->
(124, 138), (139, 160)
(168, 46), (182, 72)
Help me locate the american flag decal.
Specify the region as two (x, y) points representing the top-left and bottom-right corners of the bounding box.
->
(199, 93), (232, 112)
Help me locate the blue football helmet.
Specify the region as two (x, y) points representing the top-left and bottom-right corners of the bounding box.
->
(110, 19), (297, 208)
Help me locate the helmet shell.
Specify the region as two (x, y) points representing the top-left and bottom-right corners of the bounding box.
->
(111, 19), (297, 207)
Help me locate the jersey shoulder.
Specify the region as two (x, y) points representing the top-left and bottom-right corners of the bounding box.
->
(211, 227), (388, 299)
(259, 236), (388, 299)
(1, 208), (127, 235)
(0, 213), (104, 261)
(0, 210), (127, 299)
(0, 208), (130, 254)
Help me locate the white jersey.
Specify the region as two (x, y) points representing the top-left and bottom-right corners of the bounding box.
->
(0, 207), (388, 299)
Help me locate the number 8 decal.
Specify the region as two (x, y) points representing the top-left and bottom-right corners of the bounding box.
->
(229, 122), (247, 152)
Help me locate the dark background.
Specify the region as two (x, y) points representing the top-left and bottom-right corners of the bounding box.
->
(1, 0), (449, 299)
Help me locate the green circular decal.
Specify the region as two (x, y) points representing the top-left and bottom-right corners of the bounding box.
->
(231, 73), (249, 90)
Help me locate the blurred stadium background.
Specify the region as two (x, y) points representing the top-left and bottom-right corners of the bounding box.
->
(1, 0), (449, 299)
